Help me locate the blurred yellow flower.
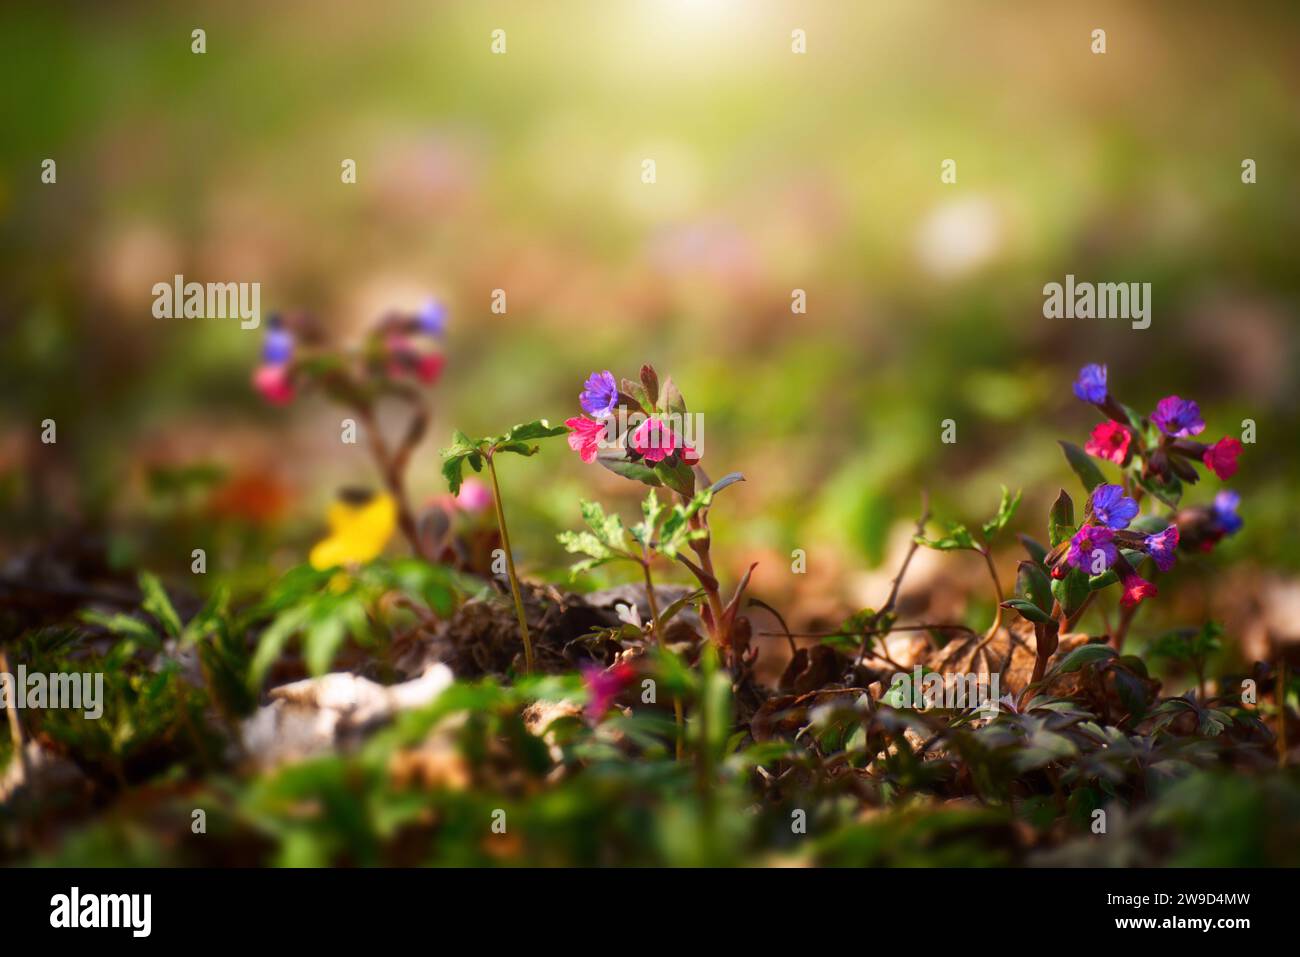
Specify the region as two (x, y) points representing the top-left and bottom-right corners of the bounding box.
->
(308, 492), (397, 570)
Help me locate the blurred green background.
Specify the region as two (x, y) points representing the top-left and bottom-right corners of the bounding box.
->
(2, 0), (1298, 654)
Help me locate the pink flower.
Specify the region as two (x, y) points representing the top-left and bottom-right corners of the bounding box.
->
(385, 334), (445, 385)
(1119, 568), (1158, 608)
(629, 418), (699, 464)
(454, 477), (492, 514)
(1203, 436), (1242, 481)
(414, 352), (446, 385)
(581, 662), (635, 719)
(565, 416), (606, 464)
(252, 363), (295, 405)
(1084, 420), (1132, 465)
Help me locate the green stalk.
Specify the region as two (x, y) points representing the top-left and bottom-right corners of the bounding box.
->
(642, 559), (684, 759)
(486, 454), (534, 674)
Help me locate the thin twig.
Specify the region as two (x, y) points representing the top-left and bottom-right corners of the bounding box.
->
(0, 648), (30, 786)
(856, 492), (930, 666)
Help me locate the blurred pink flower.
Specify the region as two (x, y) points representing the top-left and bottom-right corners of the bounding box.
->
(252, 364), (294, 405)
(454, 477), (492, 514)
(581, 662), (635, 719)
(1203, 436), (1242, 480)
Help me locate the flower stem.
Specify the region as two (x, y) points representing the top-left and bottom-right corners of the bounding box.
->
(486, 454), (534, 674)
(1279, 656), (1289, 769)
(355, 401), (429, 560)
(0, 648), (29, 785)
(968, 547), (1007, 667)
(643, 558), (684, 759)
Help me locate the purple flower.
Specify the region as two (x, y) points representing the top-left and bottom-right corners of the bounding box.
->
(1211, 490), (1243, 535)
(262, 323), (294, 365)
(1151, 395), (1205, 437)
(579, 370), (619, 419)
(1066, 525), (1117, 573)
(1143, 525), (1180, 572)
(1072, 364), (1108, 404)
(1089, 484), (1139, 530)
(417, 299), (447, 337)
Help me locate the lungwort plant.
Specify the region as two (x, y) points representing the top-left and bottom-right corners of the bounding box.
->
(441, 420), (570, 674)
(920, 363), (1246, 697)
(558, 365), (750, 662)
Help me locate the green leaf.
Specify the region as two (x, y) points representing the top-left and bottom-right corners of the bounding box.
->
(709, 472), (746, 496)
(981, 486), (1022, 540)
(1148, 622), (1223, 662)
(656, 588), (706, 627)
(441, 453), (467, 495)
(492, 439), (541, 457)
(1059, 441), (1106, 494)
(441, 431), (485, 495)
(558, 500), (637, 575)
(1046, 642), (1116, 679)
(502, 419), (570, 443)
(250, 604), (311, 690)
(915, 522), (977, 551)
(657, 487), (713, 558)
(653, 456), (696, 497)
(1048, 489), (1076, 547)
(139, 572), (183, 639)
(304, 613), (347, 677)
(79, 610), (161, 644)
(631, 488), (664, 548)
(1137, 470), (1183, 509)
(1051, 566), (1090, 618)
(595, 450), (662, 487)
(1018, 534), (1048, 565)
(1016, 561), (1053, 614)
(1001, 598), (1052, 624)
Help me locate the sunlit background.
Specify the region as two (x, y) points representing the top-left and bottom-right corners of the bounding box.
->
(3, 0), (1299, 664)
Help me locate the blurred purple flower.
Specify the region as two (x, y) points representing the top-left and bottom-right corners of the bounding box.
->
(1211, 490), (1243, 535)
(417, 299), (448, 337)
(1072, 364), (1108, 404)
(263, 324), (294, 365)
(1151, 395), (1205, 437)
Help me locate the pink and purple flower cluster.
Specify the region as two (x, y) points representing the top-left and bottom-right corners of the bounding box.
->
(1055, 482), (1177, 608)
(565, 369), (699, 468)
(1073, 364), (1243, 481)
(1071, 363), (1244, 566)
(252, 299), (450, 406)
(252, 314), (297, 405)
